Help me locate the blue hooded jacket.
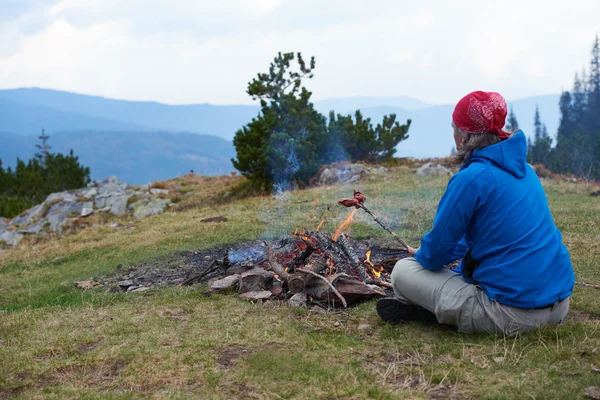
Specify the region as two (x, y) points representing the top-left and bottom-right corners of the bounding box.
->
(414, 131), (575, 308)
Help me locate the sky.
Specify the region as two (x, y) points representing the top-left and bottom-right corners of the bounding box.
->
(0, 0), (598, 105)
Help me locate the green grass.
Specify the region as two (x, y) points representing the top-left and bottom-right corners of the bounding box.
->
(1, 169), (599, 399)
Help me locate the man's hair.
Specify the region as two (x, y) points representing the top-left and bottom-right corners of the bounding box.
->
(453, 123), (510, 164)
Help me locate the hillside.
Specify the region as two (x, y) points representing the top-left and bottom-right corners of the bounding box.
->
(0, 131), (235, 184)
(0, 88), (259, 140)
(358, 94), (561, 158)
(1, 88), (561, 152)
(0, 168), (598, 398)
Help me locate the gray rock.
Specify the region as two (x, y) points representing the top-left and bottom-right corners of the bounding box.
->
(45, 191), (77, 203)
(81, 208), (94, 217)
(46, 201), (84, 233)
(97, 176), (128, 195)
(287, 292), (307, 308)
(150, 188), (169, 195)
(80, 187), (97, 199)
(0, 230), (23, 246)
(208, 275), (240, 293)
(9, 204), (44, 227)
(317, 163), (373, 185)
(95, 193), (129, 215)
(129, 286), (151, 293)
(139, 184), (150, 191)
(18, 220), (47, 235)
(239, 290), (272, 301)
(109, 194), (128, 215)
(96, 206), (111, 213)
(358, 323), (372, 331)
(416, 162), (453, 177)
(118, 280), (134, 288)
(131, 198), (169, 219)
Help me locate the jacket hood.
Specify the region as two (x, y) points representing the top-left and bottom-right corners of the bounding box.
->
(469, 130), (527, 178)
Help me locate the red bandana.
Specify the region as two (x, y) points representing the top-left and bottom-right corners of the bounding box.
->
(452, 91), (510, 139)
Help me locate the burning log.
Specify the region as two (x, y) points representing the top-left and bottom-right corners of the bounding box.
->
(264, 242), (290, 280)
(337, 233), (370, 282)
(287, 239), (315, 273)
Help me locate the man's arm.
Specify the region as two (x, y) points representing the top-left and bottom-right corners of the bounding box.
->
(414, 172), (483, 270)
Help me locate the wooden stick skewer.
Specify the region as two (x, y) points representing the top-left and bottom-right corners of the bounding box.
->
(358, 204), (410, 250)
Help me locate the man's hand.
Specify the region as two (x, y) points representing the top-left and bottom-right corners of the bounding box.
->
(407, 246), (419, 257)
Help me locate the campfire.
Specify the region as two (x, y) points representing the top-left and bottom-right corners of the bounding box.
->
(184, 189), (409, 309)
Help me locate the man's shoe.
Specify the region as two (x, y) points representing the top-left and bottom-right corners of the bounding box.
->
(376, 297), (438, 325)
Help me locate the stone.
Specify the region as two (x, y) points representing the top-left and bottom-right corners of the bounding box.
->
(129, 286), (151, 293)
(0, 230), (23, 246)
(109, 194), (129, 215)
(45, 191), (77, 203)
(139, 184), (150, 191)
(150, 188), (169, 195)
(73, 280), (102, 290)
(131, 198), (170, 219)
(118, 280), (134, 288)
(317, 163), (375, 185)
(208, 275), (240, 293)
(287, 292), (307, 308)
(239, 290), (272, 301)
(97, 206), (111, 213)
(97, 176), (128, 195)
(18, 220), (46, 235)
(9, 204), (44, 227)
(95, 193), (129, 215)
(416, 162), (453, 177)
(45, 201), (84, 233)
(80, 187), (97, 199)
(81, 208), (94, 217)
(583, 387), (600, 399)
(358, 323), (371, 331)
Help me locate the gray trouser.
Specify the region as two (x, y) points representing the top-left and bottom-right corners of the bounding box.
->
(391, 257), (569, 335)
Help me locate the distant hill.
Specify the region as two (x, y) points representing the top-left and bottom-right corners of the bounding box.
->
(0, 88), (259, 140)
(0, 131), (235, 185)
(0, 97), (145, 135)
(0, 87), (563, 174)
(314, 96), (431, 114)
(358, 94), (561, 158)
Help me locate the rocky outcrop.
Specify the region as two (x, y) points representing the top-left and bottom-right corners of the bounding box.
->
(129, 198), (170, 219)
(416, 163), (453, 177)
(0, 176), (173, 248)
(316, 163), (388, 185)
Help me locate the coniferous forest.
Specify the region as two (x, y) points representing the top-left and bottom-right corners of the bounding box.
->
(0, 131), (90, 218)
(527, 35), (600, 181)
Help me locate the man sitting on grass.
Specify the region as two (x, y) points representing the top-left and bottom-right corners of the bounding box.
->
(377, 91), (575, 335)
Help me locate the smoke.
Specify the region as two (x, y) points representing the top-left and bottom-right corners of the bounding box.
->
(267, 129), (301, 195)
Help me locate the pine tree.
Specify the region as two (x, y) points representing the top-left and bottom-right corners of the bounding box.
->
(35, 128), (51, 161)
(589, 34), (600, 110)
(232, 52), (329, 192)
(528, 106), (552, 166)
(534, 105), (542, 140)
(505, 106), (520, 132)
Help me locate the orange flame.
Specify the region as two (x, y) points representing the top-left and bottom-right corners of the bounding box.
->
(365, 250), (374, 267)
(365, 250), (384, 278)
(372, 266), (384, 278)
(332, 208), (358, 241)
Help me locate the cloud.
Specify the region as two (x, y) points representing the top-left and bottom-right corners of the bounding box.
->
(0, 0), (598, 104)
